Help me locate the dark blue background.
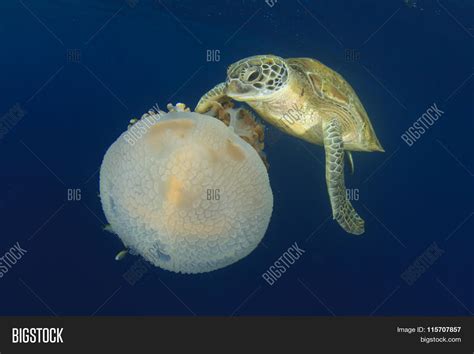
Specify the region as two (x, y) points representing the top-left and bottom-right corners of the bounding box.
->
(0, 0), (472, 316)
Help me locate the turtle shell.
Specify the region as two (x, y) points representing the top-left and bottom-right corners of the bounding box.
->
(287, 58), (384, 152)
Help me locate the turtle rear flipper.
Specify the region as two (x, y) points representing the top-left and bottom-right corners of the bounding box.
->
(195, 82), (227, 113)
(322, 118), (364, 235)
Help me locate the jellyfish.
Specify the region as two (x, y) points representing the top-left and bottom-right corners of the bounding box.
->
(209, 99), (269, 169)
(99, 103), (273, 274)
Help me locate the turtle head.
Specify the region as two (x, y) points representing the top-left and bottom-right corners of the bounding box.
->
(225, 55), (289, 102)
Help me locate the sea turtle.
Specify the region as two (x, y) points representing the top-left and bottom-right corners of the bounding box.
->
(195, 55), (384, 235)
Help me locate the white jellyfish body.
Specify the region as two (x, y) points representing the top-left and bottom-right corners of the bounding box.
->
(100, 110), (273, 274)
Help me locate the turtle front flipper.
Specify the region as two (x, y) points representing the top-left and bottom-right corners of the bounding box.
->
(195, 82), (227, 113)
(322, 118), (364, 235)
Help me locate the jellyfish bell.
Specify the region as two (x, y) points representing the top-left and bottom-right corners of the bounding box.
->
(100, 105), (273, 274)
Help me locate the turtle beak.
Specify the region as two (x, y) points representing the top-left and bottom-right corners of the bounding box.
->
(225, 79), (251, 100)
(224, 80), (238, 95)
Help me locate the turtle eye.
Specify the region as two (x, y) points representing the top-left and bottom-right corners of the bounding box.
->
(247, 71), (259, 82)
(245, 67), (260, 82)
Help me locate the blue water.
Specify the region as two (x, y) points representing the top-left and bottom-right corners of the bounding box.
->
(0, 0), (472, 316)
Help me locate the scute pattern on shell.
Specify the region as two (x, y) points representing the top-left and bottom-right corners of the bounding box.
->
(286, 57), (383, 152)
